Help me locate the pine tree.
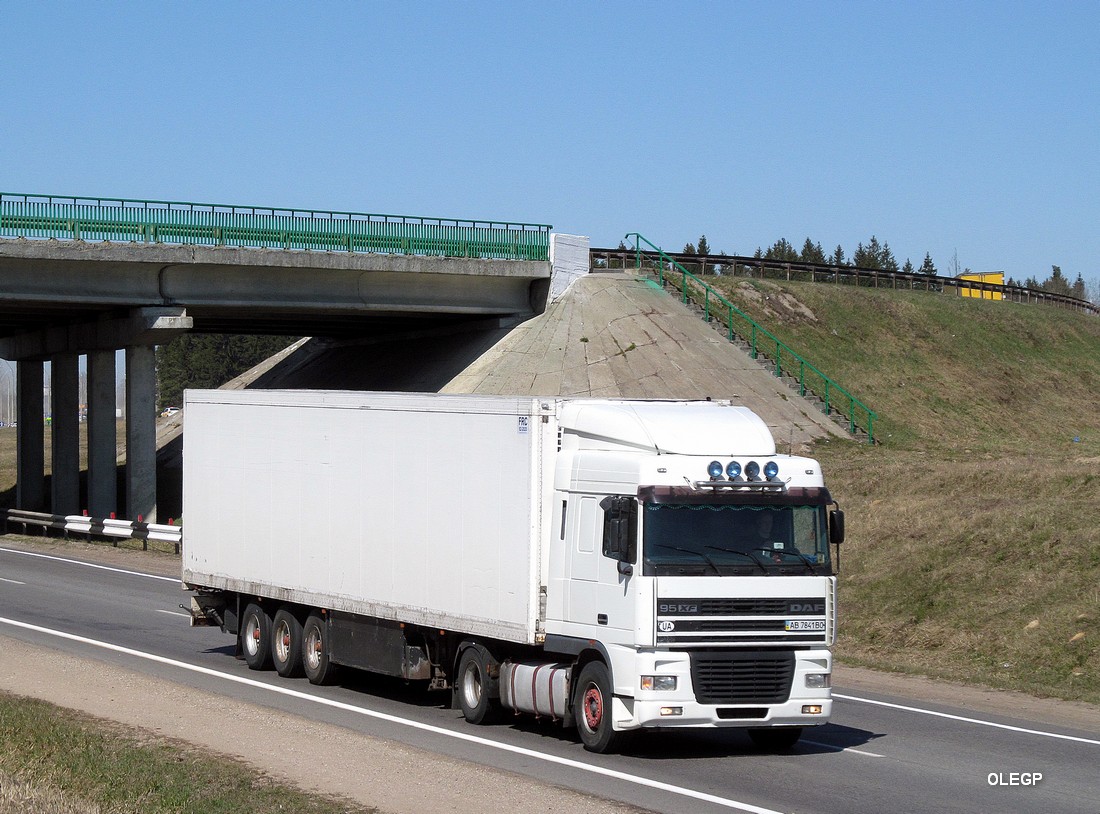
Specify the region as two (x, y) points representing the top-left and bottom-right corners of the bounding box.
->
(1072, 273), (1087, 299)
(919, 253), (937, 276)
(1043, 265), (1073, 296)
(830, 245), (846, 266)
(902, 259), (915, 275)
(765, 238), (798, 262)
(852, 241), (875, 269)
(696, 235), (710, 256)
(800, 238), (826, 264)
(880, 241), (899, 272)
(682, 242), (697, 255)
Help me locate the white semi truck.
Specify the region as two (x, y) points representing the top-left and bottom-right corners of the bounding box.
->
(183, 390), (843, 753)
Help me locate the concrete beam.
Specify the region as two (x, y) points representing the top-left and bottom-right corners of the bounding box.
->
(125, 346), (156, 522)
(16, 361), (45, 510)
(87, 350), (116, 518)
(0, 308), (191, 361)
(50, 354), (80, 515)
(0, 240), (548, 327)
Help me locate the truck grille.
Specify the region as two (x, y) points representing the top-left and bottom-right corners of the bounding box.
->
(689, 650), (795, 705)
(656, 595), (829, 645)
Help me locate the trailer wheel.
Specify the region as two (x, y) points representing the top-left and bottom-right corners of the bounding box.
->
(748, 727), (803, 751)
(574, 661), (623, 753)
(457, 645), (500, 725)
(271, 608), (304, 678)
(241, 603), (273, 671)
(302, 612), (335, 685)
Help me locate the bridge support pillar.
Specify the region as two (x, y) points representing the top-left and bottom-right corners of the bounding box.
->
(50, 354), (80, 516)
(87, 350), (117, 518)
(16, 361), (45, 511)
(125, 346), (156, 523)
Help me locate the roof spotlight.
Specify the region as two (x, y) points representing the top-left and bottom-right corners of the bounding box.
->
(744, 461), (761, 481)
(726, 461), (742, 479)
(764, 461), (779, 479)
(707, 460), (724, 479)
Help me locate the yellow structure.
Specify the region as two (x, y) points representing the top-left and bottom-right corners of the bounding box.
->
(958, 271), (1004, 300)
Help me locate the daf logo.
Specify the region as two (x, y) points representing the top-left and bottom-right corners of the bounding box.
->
(789, 602), (825, 614)
(657, 620), (676, 632)
(658, 603), (699, 614)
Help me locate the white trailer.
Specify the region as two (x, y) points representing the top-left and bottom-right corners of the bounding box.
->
(184, 390), (844, 753)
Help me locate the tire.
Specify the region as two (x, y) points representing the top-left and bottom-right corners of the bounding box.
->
(573, 661), (623, 753)
(271, 608), (304, 678)
(748, 727), (803, 751)
(241, 603), (273, 671)
(302, 612), (336, 685)
(456, 645), (500, 725)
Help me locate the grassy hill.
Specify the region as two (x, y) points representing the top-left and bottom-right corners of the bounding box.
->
(706, 276), (1100, 703)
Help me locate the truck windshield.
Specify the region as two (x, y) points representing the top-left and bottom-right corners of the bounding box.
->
(641, 503), (832, 576)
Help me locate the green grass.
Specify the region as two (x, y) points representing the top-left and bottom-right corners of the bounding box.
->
(0, 692), (374, 814)
(700, 276), (1100, 702)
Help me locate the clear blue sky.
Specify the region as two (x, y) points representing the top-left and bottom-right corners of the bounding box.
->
(3, 2), (1097, 289)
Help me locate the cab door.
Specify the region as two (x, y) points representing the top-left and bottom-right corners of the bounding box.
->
(564, 494), (636, 639)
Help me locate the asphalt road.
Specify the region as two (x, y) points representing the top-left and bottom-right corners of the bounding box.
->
(1, 544), (1098, 814)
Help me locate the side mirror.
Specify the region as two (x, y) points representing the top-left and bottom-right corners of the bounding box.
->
(600, 495), (637, 565)
(829, 508), (845, 546)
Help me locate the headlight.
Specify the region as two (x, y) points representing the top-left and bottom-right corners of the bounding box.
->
(805, 673), (831, 689)
(641, 675), (678, 691)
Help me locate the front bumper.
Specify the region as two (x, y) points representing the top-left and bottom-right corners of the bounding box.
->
(607, 646), (832, 732)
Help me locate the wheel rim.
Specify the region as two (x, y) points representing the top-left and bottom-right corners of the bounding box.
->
(582, 684), (603, 731)
(244, 616), (260, 656)
(274, 620), (291, 663)
(305, 628), (322, 670)
(462, 661), (482, 710)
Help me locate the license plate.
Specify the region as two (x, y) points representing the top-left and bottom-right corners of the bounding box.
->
(785, 620), (826, 632)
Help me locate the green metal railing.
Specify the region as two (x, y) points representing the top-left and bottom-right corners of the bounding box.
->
(0, 193), (552, 261)
(626, 233), (877, 443)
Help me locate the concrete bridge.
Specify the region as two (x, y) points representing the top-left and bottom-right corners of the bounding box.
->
(0, 194), (563, 523)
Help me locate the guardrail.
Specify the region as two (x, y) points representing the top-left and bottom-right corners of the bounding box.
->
(2, 509), (182, 553)
(0, 192), (552, 261)
(623, 234), (877, 443)
(592, 247), (1099, 316)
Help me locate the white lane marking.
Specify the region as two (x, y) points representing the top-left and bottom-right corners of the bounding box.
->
(0, 577), (26, 585)
(801, 738), (884, 758)
(834, 693), (1100, 746)
(0, 617), (783, 814)
(155, 609), (191, 618)
(0, 546), (179, 583)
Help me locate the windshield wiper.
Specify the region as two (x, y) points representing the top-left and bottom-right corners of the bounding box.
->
(704, 545), (768, 574)
(651, 544), (722, 575)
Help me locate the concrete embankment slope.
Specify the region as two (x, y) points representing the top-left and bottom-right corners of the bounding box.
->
(441, 272), (844, 451)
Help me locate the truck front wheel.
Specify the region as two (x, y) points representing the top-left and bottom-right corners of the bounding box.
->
(241, 603), (273, 671)
(574, 662), (623, 753)
(302, 613), (336, 685)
